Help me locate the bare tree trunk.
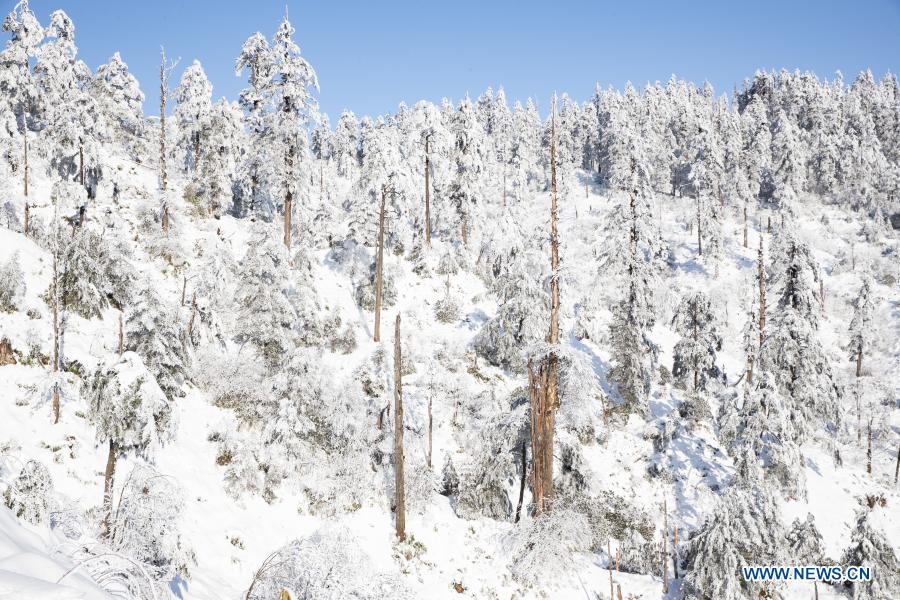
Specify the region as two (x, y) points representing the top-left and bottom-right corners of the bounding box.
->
(424, 134), (432, 246)
(820, 278), (825, 309)
(529, 96), (561, 517)
(23, 201), (29, 236)
(514, 440), (526, 523)
(52, 249), (60, 424)
(697, 196), (703, 256)
(117, 311), (124, 356)
(374, 186), (387, 342)
(79, 145), (84, 186)
(856, 347), (863, 378)
(866, 420), (872, 475)
(742, 203), (748, 248)
(616, 584), (623, 600)
(427, 396), (433, 469)
(608, 541), (614, 600)
(673, 525), (679, 579)
(662, 498), (669, 594)
(101, 439), (117, 537)
(23, 134), (28, 197)
(758, 235), (766, 346)
(180, 275), (187, 306)
(393, 314), (406, 542)
(187, 293), (198, 339)
(159, 49), (168, 194)
(460, 210), (468, 248)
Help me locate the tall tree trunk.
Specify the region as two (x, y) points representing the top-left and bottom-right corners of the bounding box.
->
(514, 440), (526, 523)
(673, 525), (679, 579)
(52, 250), (60, 424)
(424, 134), (432, 246)
(427, 396), (433, 468)
(856, 347), (863, 378)
(101, 439), (118, 537)
(529, 96), (560, 516)
(187, 293), (198, 340)
(393, 314), (406, 542)
(117, 311), (124, 356)
(23, 133), (28, 197)
(23, 201), (29, 236)
(662, 498), (669, 593)
(159, 49), (168, 194)
(608, 541), (614, 600)
(866, 420), (872, 475)
(374, 186), (387, 342)
(758, 235), (766, 346)
(696, 196), (703, 256)
(79, 145), (84, 186)
(743, 203), (748, 248)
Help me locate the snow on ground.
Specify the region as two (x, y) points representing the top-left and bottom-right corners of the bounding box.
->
(1, 156), (898, 600)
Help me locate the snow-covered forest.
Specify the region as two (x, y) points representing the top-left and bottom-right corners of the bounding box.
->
(0, 2), (899, 599)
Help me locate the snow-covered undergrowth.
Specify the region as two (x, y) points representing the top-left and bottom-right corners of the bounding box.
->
(1, 2), (899, 599)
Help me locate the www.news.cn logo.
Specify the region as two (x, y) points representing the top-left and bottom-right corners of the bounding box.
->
(742, 565), (873, 582)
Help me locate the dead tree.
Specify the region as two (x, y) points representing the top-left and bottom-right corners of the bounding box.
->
(608, 541), (614, 600)
(393, 313), (406, 542)
(424, 132), (433, 247)
(51, 247), (60, 424)
(529, 95), (560, 516)
(758, 234), (766, 346)
(673, 525), (679, 579)
(158, 48), (178, 233)
(187, 293), (198, 339)
(373, 184), (394, 342)
(79, 145), (84, 187)
(23, 133), (28, 197)
(427, 395), (433, 469)
(662, 498), (669, 593)
(23, 201), (29, 236)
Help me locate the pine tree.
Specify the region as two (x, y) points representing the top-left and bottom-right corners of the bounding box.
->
(173, 59), (212, 172)
(841, 508), (900, 600)
(125, 283), (188, 401)
(682, 484), (785, 600)
(847, 273), (876, 378)
(671, 291), (721, 392)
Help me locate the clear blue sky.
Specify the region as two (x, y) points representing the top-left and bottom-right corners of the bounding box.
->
(6, 0), (900, 119)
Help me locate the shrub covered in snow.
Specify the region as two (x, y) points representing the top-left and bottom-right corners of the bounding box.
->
(3, 459), (53, 524)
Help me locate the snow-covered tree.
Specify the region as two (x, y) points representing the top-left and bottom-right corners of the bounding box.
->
(0, 250), (24, 312)
(847, 272), (877, 377)
(173, 59), (212, 173)
(841, 507), (900, 600)
(90, 51), (144, 140)
(671, 290), (721, 391)
(682, 483), (785, 600)
(124, 284), (188, 400)
(3, 459), (52, 524)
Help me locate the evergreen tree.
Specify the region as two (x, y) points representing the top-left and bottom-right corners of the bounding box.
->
(671, 290), (721, 392)
(125, 283), (188, 400)
(173, 59), (212, 173)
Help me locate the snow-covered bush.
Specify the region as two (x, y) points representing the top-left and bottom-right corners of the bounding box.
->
(841, 507), (900, 600)
(3, 459), (53, 524)
(245, 527), (412, 600)
(0, 251), (24, 312)
(106, 464), (194, 583)
(507, 508), (591, 587)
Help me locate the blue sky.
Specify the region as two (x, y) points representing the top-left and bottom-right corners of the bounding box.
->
(6, 0), (900, 119)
